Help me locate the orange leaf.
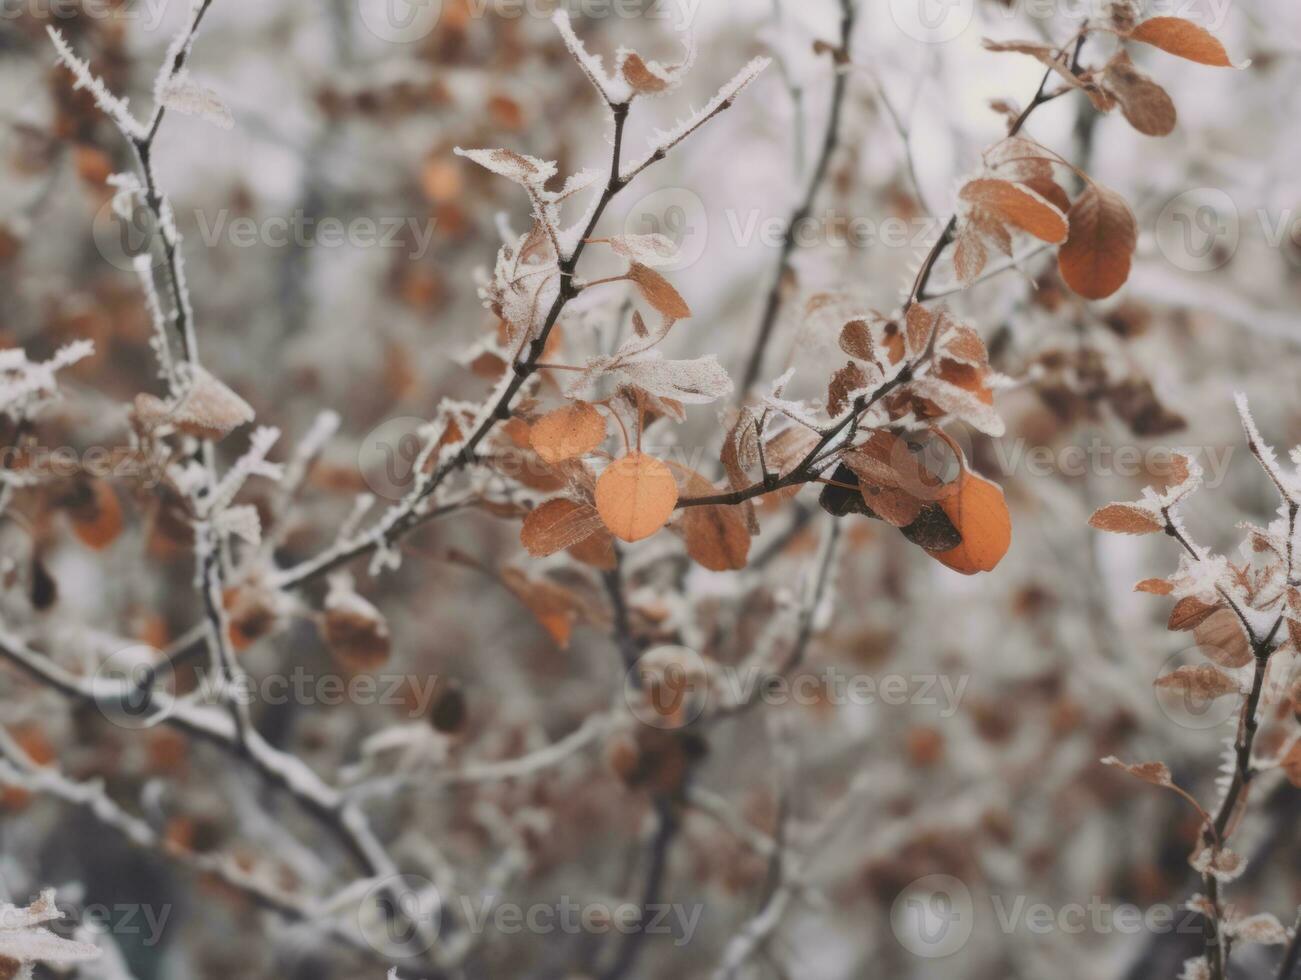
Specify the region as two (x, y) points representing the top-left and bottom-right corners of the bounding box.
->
(959, 178), (1068, 243)
(595, 453), (679, 543)
(1168, 595), (1220, 632)
(1058, 183), (1137, 300)
(1089, 503), (1163, 535)
(930, 471), (1011, 575)
(520, 498), (604, 558)
(529, 401), (607, 464)
(1128, 17), (1239, 68)
(627, 262), (691, 320)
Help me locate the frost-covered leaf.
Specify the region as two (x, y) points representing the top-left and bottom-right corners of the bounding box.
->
(1223, 912), (1288, 945)
(612, 352), (732, 405)
(454, 147), (558, 189)
(158, 72), (233, 130)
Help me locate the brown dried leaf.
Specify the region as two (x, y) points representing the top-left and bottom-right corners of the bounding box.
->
(1103, 52), (1177, 137)
(953, 225), (988, 285)
(1089, 503), (1164, 535)
(827, 361), (867, 417)
(905, 305), (935, 358)
(627, 262), (691, 320)
(1193, 608), (1253, 667)
(1135, 577), (1175, 595)
(500, 566), (584, 648)
(520, 498), (605, 558)
(1059, 183), (1138, 299)
(1154, 664), (1241, 702)
(620, 52), (670, 93)
(1168, 595), (1221, 632)
(959, 178), (1068, 243)
(529, 401), (607, 464)
(839, 319), (876, 361)
(1101, 755), (1172, 787)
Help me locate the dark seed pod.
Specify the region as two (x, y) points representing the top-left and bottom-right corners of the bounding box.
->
(430, 679), (467, 734)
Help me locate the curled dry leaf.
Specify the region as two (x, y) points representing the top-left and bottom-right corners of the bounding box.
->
(627, 262), (691, 320)
(529, 401), (607, 464)
(520, 497), (605, 558)
(1058, 183), (1138, 300)
(930, 470), (1012, 574)
(1167, 595), (1221, 632)
(1101, 755), (1172, 787)
(595, 452), (679, 542)
(1103, 52), (1177, 136)
(1127, 17), (1240, 68)
(134, 367), (255, 441)
(1089, 503), (1164, 535)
